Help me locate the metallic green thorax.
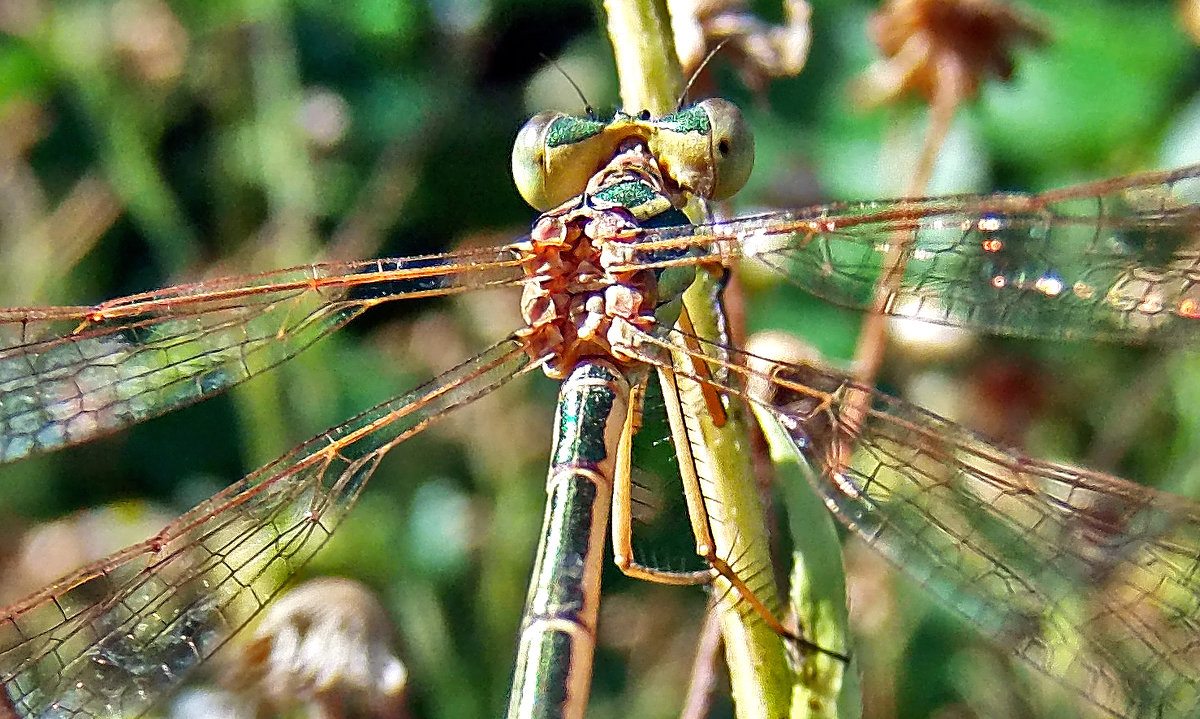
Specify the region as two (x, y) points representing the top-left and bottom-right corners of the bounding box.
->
(590, 179), (704, 323)
(514, 134), (715, 380)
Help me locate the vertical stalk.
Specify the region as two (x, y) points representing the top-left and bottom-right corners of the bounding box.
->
(678, 273), (795, 719)
(603, 4), (799, 717)
(603, 0), (683, 116)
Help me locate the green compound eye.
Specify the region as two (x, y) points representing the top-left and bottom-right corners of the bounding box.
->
(645, 99), (754, 202)
(696, 98), (754, 201)
(512, 100), (754, 210)
(511, 111), (565, 211)
(512, 112), (614, 211)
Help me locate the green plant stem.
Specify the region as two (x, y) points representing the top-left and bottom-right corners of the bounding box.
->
(603, 3), (799, 716)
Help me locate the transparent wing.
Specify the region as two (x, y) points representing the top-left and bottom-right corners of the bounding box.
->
(620, 165), (1200, 344)
(624, 320), (1200, 719)
(0, 337), (533, 719)
(0, 246), (527, 462)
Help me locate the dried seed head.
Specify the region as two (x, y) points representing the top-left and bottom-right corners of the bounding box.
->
(853, 0), (1047, 109)
(671, 0), (812, 93)
(224, 578), (408, 719)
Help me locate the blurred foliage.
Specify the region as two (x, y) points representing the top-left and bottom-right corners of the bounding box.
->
(0, 1), (1197, 718)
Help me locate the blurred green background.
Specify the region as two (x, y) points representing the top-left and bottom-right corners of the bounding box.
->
(0, 0), (1198, 718)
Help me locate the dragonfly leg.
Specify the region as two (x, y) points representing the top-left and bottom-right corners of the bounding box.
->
(655, 366), (800, 639)
(611, 372), (713, 585)
(658, 359), (851, 665)
(675, 304), (727, 428)
(610, 364), (802, 644)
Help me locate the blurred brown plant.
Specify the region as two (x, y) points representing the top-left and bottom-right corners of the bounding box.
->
(111, 0), (189, 87)
(669, 0), (811, 94)
(852, 0), (1046, 110)
(224, 578), (409, 719)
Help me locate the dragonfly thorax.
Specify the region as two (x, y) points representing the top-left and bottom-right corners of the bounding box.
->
(515, 142), (688, 378)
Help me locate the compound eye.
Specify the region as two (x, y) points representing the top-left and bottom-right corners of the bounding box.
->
(698, 98), (754, 200)
(511, 112), (564, 210)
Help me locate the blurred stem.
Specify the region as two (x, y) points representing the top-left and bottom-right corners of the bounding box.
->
(43, 7), (198, 273)
(604, 2), (829, 717)
(72, 76), (198, 272)
(753, 397), (859, 719)
(680, 609), (723, 719)
(848, 63), (960, 412)
(244, 4), (320, 268)
(603, 0), (683, 115)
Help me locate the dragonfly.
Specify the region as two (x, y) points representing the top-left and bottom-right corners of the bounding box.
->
(2, 85), (1200, 719)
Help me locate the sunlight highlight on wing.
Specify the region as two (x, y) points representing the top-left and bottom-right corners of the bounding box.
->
(619, 318), (1200, 719)
(617, 165), (1200, 344)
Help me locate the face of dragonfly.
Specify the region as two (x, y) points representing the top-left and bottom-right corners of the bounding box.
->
(1, 2), (1199, 718)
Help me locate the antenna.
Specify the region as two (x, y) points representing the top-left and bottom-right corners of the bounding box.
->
(539, 53), (596, 119)
(676, 38), (733, 111)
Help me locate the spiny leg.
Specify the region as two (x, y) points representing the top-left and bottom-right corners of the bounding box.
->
(611, 369), (713, 586)
(665, 311), (852, 665)
(609, 360), (833, 657)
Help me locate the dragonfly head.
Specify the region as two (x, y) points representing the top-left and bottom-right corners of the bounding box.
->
(511, 98), (755, 212)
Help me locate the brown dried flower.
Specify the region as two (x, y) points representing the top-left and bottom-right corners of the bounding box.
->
(853, 0), (1047, 109)
(670, 0), (812, 94)
(224, 578), (408, 719)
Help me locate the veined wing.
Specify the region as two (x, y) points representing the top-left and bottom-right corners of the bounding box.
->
(0, 337), (533, 719)
(622, 319), (1200, 719)
(619, 164), (1200, 344)
(0, 245), (527, 462)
